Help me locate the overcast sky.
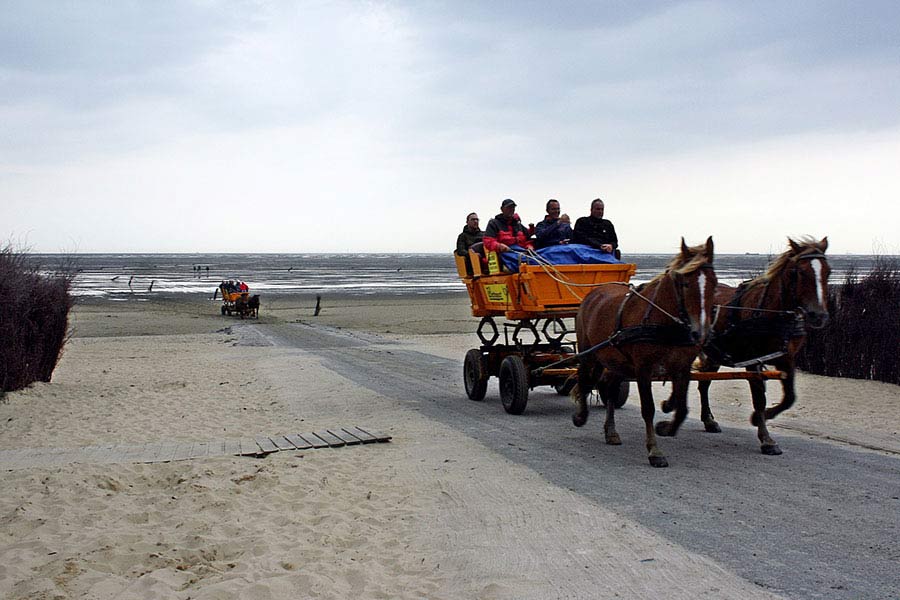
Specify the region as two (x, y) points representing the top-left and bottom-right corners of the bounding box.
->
(2, 1), (898, 254)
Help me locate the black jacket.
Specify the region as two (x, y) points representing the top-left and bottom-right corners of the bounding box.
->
(455, 226), (483, 255)
(572, 217), (617, 250)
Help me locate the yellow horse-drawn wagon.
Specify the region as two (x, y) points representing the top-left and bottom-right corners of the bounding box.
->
(218, 282), (259, 319)
(455, 248), (636, 414)
(455, 247), (784, 416)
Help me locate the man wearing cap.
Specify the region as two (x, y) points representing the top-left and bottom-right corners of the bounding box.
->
(534, 199), (573, 249)
(573, 198), (618, 253)
(483, 199), (534, 253)
(455, 212), (484, 256)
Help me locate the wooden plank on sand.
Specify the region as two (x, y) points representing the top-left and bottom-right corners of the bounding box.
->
(190, 442), (209, 459)
(312, 430), (345, 448)
(154, 443), (180, 463)
(342, 426), (378, 443)
(284, 434), (313, 450)
(269, 436), (296, 451)
(224, 439), (242, 456)
(298, 433), (330, 449)
(354, 426), (391, 443)
(254, 436), (279, 454)
(239, 438), (262, 456)
(171, 443), (195, 462)
(206, 439), (227, 458)
(327, 428), (361, 445)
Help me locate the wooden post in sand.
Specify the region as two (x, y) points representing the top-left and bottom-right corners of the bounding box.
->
(314, 295), (322, 317)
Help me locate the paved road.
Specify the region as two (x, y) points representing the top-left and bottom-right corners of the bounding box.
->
(259, 321), (900, 600)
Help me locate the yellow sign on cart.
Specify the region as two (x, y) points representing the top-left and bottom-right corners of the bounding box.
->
(487, 251), (501, 275)
(484, 284), (510, 303)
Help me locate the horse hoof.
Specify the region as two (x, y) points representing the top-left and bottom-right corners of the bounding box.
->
(655, 421), (675, 437)
(704, 421), (722, 433)
(605, 433), (622, 445)
(661, 400), (673, 413)
(572, 414), (587, 428)
(649, 455), (669, 468)
(761, 443), (782, 456)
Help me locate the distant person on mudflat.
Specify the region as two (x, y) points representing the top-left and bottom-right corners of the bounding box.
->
(573, 198), (618, 254)
(483, 198), (534, 253)
(455, 212), (484, 256)
(534, 199), (573, 249)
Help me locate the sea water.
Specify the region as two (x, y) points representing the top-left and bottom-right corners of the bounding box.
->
(28, 252), (888, 299)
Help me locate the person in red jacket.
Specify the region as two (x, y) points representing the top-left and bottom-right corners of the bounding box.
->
(483, 199), (534, 253)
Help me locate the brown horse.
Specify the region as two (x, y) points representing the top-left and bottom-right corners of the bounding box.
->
(573, 237), (717, 468)
(690, 237), (830, 455)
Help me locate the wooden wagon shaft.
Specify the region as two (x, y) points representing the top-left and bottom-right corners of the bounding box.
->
(535, 368), (786, 381)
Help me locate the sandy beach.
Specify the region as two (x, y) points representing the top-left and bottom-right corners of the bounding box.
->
(1, 293), (898, 599)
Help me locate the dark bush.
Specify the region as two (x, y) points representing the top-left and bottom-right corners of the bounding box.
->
(797, 257), (900, 384)
(0, 246), (74, 395)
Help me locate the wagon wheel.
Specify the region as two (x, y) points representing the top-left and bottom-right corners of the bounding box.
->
(554, 376), (577, 396)
(463, 349), (489, 402)
(598, 380), (629, 409)
(499, 355), (529, 415)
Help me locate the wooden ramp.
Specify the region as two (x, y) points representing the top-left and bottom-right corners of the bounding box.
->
(0, 427), (391, 471)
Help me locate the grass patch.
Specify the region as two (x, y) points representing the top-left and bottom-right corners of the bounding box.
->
(798, 257), (900, 384)
(0, 245), (74, 395)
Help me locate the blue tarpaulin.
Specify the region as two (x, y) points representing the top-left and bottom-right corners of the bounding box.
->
(499, 244), (622, 272)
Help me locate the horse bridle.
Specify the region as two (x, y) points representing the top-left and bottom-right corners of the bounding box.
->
(612, 263), (714, 346)
(670, 263), (715, 328)
(783, 251), (828, 314)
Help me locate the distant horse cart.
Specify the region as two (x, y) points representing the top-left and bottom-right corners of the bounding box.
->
(455, 238), (790, 468)
(217, 283), (260, 319)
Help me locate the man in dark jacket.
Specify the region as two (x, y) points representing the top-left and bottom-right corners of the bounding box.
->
(455, 212), (483, 256)
(534, 199), (573, 249)
(483, 199), (534, 253)
(573, 198), (617, 253)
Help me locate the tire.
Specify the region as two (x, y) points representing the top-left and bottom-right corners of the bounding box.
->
(598, 380), (629, 409)
(221, 305), (226, 315)
(499, 355), (529, 415)
(554, 377), (577, 396)
(463, 349), (489, 401)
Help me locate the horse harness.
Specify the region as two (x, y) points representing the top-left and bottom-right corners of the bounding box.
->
(531, 263), (712, 376)
(703, 251), (826, 368)
(606, 264), (714, 348)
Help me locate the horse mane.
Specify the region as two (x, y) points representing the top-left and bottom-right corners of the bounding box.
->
(760, 236), (823, 282)
(646, 240), (713, 286)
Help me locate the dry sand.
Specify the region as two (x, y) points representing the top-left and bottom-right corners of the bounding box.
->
(1, 293), (898, 599)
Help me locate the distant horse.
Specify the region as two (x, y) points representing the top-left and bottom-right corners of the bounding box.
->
(573, 237), (717, 468)
(247, 294), (260, 318)
(689, 237), (830, 455)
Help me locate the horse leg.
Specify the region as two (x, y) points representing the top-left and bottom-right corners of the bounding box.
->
(698, 362), (722, 433)
(603, 372), (622, 445)
(763, 361), (796, 422)
(637, 378), (667, 467)
(748, 376), (781, 455)
(572, 356), (595, 428)
(655, 373), (690, 438)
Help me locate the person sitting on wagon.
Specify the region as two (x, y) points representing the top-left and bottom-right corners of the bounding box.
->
(239, 281), (249, 293)
(455, 212), (484, 256)
(534, 199), (573, 249)
(483, 199), (534, 254)
(573, 198), (618, 256)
